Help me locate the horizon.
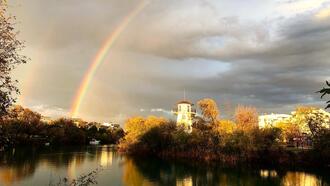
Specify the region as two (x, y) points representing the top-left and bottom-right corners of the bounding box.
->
(7, 0), (330, 123)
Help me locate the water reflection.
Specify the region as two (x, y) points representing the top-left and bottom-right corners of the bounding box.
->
(0, 148), (38, 185)
(282, 172), (324, 186)
(100, 150), (113, 167)
(0, 146), (115, 186)
(176, 177), (192, 186)
(122, 156), (329, 186)
(260, 170), (278, 178)
(0, 146), (328, 186)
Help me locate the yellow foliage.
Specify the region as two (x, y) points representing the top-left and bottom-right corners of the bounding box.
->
(123, 117), (146, 145)
(122, 116), (168, 147)
(144, 116), (167, 128)
(295, 106), (316, 115)
(275, 120), (301, 141)
(6, 105), (41, 124)
(235, 105), (258, 131)
(122, 158), (154, 186)
(124, 117), (146, 134)
(197, 98), (220, 124)
(214, 120), (236, 134)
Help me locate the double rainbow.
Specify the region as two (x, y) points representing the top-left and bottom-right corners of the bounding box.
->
(70, 0), (149, 118)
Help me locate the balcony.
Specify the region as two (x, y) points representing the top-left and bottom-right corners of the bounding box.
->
(172, 108), (196, 115)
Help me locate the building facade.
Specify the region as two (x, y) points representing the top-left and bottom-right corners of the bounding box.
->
(173, 100), (196, 133)
(258, 114), (291, 128)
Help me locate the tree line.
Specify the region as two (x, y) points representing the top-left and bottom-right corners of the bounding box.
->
(119, 98), (330, 167)
(0, 105), (124, 148)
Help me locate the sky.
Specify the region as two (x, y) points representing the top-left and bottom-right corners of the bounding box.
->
(7, 0), (330, 123)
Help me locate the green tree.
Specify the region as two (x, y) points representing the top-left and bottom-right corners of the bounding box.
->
(0, 4), (27, 117)
(318, 80), (330, 109)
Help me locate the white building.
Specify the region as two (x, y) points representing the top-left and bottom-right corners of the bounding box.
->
(101, 122), (120, 129)
(173, 100), (196, 133)
(40, 116), (53, 124)
(258, 114), (291, 128)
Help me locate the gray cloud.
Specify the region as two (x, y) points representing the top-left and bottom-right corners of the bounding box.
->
(8, 0), (330, 123)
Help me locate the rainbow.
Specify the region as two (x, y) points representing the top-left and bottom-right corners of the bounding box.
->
(70, 0), (149, 118)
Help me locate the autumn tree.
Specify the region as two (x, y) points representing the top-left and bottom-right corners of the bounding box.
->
(276, 120), (301, 143)
(144, 116), (167, 128)
(123, 116), (166, 143)
(197, 98), (220, 125)
(119, 116), (168, 151)
(214, 120), (236, 134)
(51, 117), (76, 127)
(235, 105), (258, 131)
(293, 106), (330, 140)
(0, 3), (27, 117)
(7, 105), (41, 124)
(123, 117), (146, 145)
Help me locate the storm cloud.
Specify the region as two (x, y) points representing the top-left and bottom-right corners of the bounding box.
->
(9, 0), (330, 123)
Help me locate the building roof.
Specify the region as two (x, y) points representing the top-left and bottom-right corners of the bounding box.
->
(177, 100), (193, 105)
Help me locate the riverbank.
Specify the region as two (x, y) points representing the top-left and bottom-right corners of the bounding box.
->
(118, 114), (330, 170)
(0, 117), (124, 150)
(121, 147), (330, 170)
(163, 149), (330, 168)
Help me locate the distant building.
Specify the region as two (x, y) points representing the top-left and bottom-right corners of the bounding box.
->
(40, 116), (53, 124)
(173, 100), (196, 133)
(258, 114), (291, 128)
(72, 118), (88, 128)
(101, 122), (120, 129)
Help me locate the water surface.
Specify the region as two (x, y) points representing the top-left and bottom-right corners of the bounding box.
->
(0, 146), (328, 186)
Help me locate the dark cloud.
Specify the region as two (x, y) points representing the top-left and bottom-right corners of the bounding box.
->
(8, 0), (330, 122)
(117, 11), (330, 115)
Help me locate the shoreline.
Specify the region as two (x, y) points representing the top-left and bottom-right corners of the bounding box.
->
(120, 147), (330, 170)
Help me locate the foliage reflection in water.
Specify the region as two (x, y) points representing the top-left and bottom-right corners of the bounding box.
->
(0, 146), (328, 186)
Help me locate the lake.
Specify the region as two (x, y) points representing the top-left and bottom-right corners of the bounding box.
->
(0, 145), (328, 186)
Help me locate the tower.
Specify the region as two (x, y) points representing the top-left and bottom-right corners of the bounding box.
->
(174, 100), (196, 133)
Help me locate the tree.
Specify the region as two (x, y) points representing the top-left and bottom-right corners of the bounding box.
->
(292, 106), (330, 136)
(192, 116), (210, 131)
(214, 120), (236, 134)
(7, 105), (41, 124)
(119, 116), (170, 153)
(318, 80), (330, 109)
(49, 118), (86, 145)
(144, 116), (167, 128)
(235, 105), (258, 131)
(276, 120), (301, 143)
(197, 98), (220, 125)
(293, 106), (330, 144)
(0, 4), (27, 117)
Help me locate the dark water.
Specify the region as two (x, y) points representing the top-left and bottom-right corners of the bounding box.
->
(0, 146), (328, 186)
